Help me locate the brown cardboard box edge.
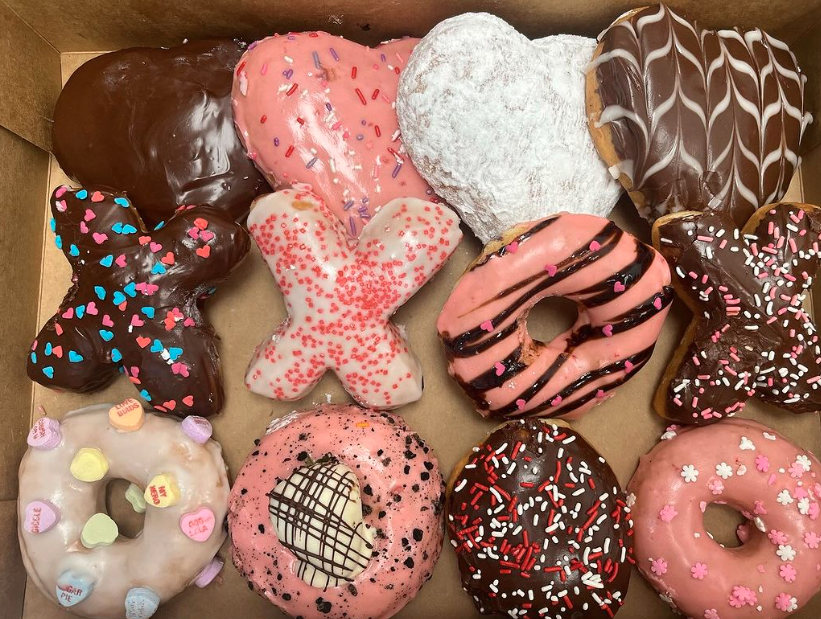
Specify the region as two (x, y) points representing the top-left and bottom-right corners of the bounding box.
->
(3, 2), (821, 618)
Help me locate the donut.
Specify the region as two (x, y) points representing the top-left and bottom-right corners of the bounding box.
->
(396, 12), (622, 243)
(27, 186), (250, 417)
(652, 202), (821, 424)
(232, 32), (433, 237)
(245, 186), (461, 409)
(628, 418), (821, 618)
(437, 212), (673, 419)
(586, 4), (811, 226)
(228, 404), (445, 619)
(18, 401), (229, 618)
(447, 419), (635, 618)
(52, 39), (267, 227)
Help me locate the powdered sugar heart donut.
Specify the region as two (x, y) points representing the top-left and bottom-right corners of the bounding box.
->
(397, 13), (622, 243)
(629, 419), (821, 619)
(228, 404), (445, 619)
(245, 186), (461, 409)
(233, 33), (433, 237)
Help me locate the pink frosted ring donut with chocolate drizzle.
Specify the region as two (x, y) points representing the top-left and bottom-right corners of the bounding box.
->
(227, 405), (445, 619)
(437, 212), (673, 419)
(629, 419), (821, 618)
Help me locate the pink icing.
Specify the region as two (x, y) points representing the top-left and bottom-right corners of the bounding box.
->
(227, 405), (444, 619)
(232, 33), (433, 237)
(244, 187), (461, 409)
(437, 213), (672, 419)
(628, 419), (821, 619)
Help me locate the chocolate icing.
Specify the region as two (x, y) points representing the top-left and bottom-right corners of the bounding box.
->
(591, 4), (810, 225)
(447, 420), (634, 618)
(655, 203), (821, 424)
(27, 186), (250, 417)
(52, 39), (267, 228)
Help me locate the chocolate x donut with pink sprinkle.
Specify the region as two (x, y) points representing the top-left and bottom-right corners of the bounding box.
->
(27, 186), (250, 416)
(652, 202), (821, 424)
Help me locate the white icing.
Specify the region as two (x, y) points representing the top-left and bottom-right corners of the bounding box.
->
(397, 12), (621, 243)
(269, 461), (374, 588)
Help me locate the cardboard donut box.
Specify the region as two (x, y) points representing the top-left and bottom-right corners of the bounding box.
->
(3, 0), (821, 617)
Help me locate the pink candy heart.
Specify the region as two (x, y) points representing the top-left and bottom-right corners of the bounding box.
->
(79, 221), (89, 234)
(613, 281), (626, 293)
(232, 33), (432, 237)
(85, 301), (98, 316)
(84, 209), (96, 222)
(149, 242), (162, 253)
(92, 232), (108, 244)
(179, 507), (215, 542)
(480, 320), (493, 332)
(24, 500), (59, 533)
(602, 324), (614, 337)
(171, 362), (190, 377)
(61, 307), (74, 319)
(130, 314), (144, 327)
(115, 254), (127, 267)
(102, 314), (115, 327)
(27, 417), (62, 449)
(545, 264), (558, 277)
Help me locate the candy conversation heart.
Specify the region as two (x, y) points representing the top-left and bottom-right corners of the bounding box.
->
(23, 500), (59, 534)
(27, 417), (61, 449)
(587, 3), (812, 225)
(233, 33), (434, 237)
(397, 13), (622, 243)
(27, 186), (250, 417)
(56, 570), (95, 607)
(652, 202), (821, 423)
(81, 512), (119, 548)
(245, 187), (461, 409)
(52, 40), (267, 227)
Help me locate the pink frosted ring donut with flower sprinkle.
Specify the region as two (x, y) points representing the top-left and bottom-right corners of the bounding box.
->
(628, 418), (821, 619)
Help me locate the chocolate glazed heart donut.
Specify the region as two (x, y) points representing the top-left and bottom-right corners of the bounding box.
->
(437, 213), (673, 419)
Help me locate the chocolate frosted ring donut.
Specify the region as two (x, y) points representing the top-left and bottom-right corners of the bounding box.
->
(437, 212), (673, 419)
(228, 405), (445, 619)
(18, 401), (228, 618)
(628, 419), (821, 618)
(447, 419), (635, 618)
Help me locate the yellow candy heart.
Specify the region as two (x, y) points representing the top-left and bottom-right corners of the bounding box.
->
(108, 398), (145, 432)
(70, 448), (109, 482)
(144, 474), (180, 508)
(124, 483), (147, 513)
(80, 513), (118, 548)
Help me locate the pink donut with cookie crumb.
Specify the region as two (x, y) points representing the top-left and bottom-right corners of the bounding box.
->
(227, 405), (445, 619)
(628, 419), (821, 619)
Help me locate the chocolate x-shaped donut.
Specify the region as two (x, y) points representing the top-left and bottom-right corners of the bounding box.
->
(27, 186), (250, 416)
(653, 202), (821, 424)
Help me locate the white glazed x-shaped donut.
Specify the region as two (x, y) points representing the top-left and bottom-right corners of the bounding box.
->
(245, 187), (461, 409)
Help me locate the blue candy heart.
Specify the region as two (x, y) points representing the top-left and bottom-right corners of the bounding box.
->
(114, 197), (129, 207)
(123, 282), (137, 298)
(150, 339), (163, 353)
(99, 254), (114, 268)
(99, 330), (114, 342)
(68, 351), (83, 363)
(168, 347), (183, 361)
(42, 366), (54, 379)
(75, 305), (86, 319)
(56, 570), (94, 607)
(121, 224), (137, 235)
(111, 348), (123, 363)
(30, 352), (37, 363)
(75, 190), (88, 200)
(94, 286), (106, 300)
(151, 262), (167, 275)
(139, 389), (152, 402)
(111, 222), (124, 234)
(69, 244), (80, 257)
(50, 218), (56, 232)
(54, 235), (62, 249)
(112, 291), (126, 306)
(141, 307), (155, 319)
(153, 221), (166, 231)
(44, 342), (53, 356)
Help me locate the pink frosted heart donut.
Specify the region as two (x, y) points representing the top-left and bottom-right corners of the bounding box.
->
(228, 404), (445, 619)
(17, 402), (229, 618)
(437, 212), (673, 419)
(232, 32), (434, 237)
(628, 419), (821, 618)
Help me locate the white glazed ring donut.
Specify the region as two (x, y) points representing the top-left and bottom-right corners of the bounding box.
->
(18, 401), (229, 618)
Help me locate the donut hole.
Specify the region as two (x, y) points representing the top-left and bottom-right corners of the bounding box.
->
(104, 478), (146, 539)
(526, 297), (578, 344)
(703, 503), (746, 548)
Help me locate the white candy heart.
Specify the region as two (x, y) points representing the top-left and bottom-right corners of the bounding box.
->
(397, 12), (621, 243)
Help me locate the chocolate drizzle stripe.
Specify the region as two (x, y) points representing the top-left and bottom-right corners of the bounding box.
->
(575, 241), (655, 307)
(445, 222), (622, 355)
(468, 216), (559, 271)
